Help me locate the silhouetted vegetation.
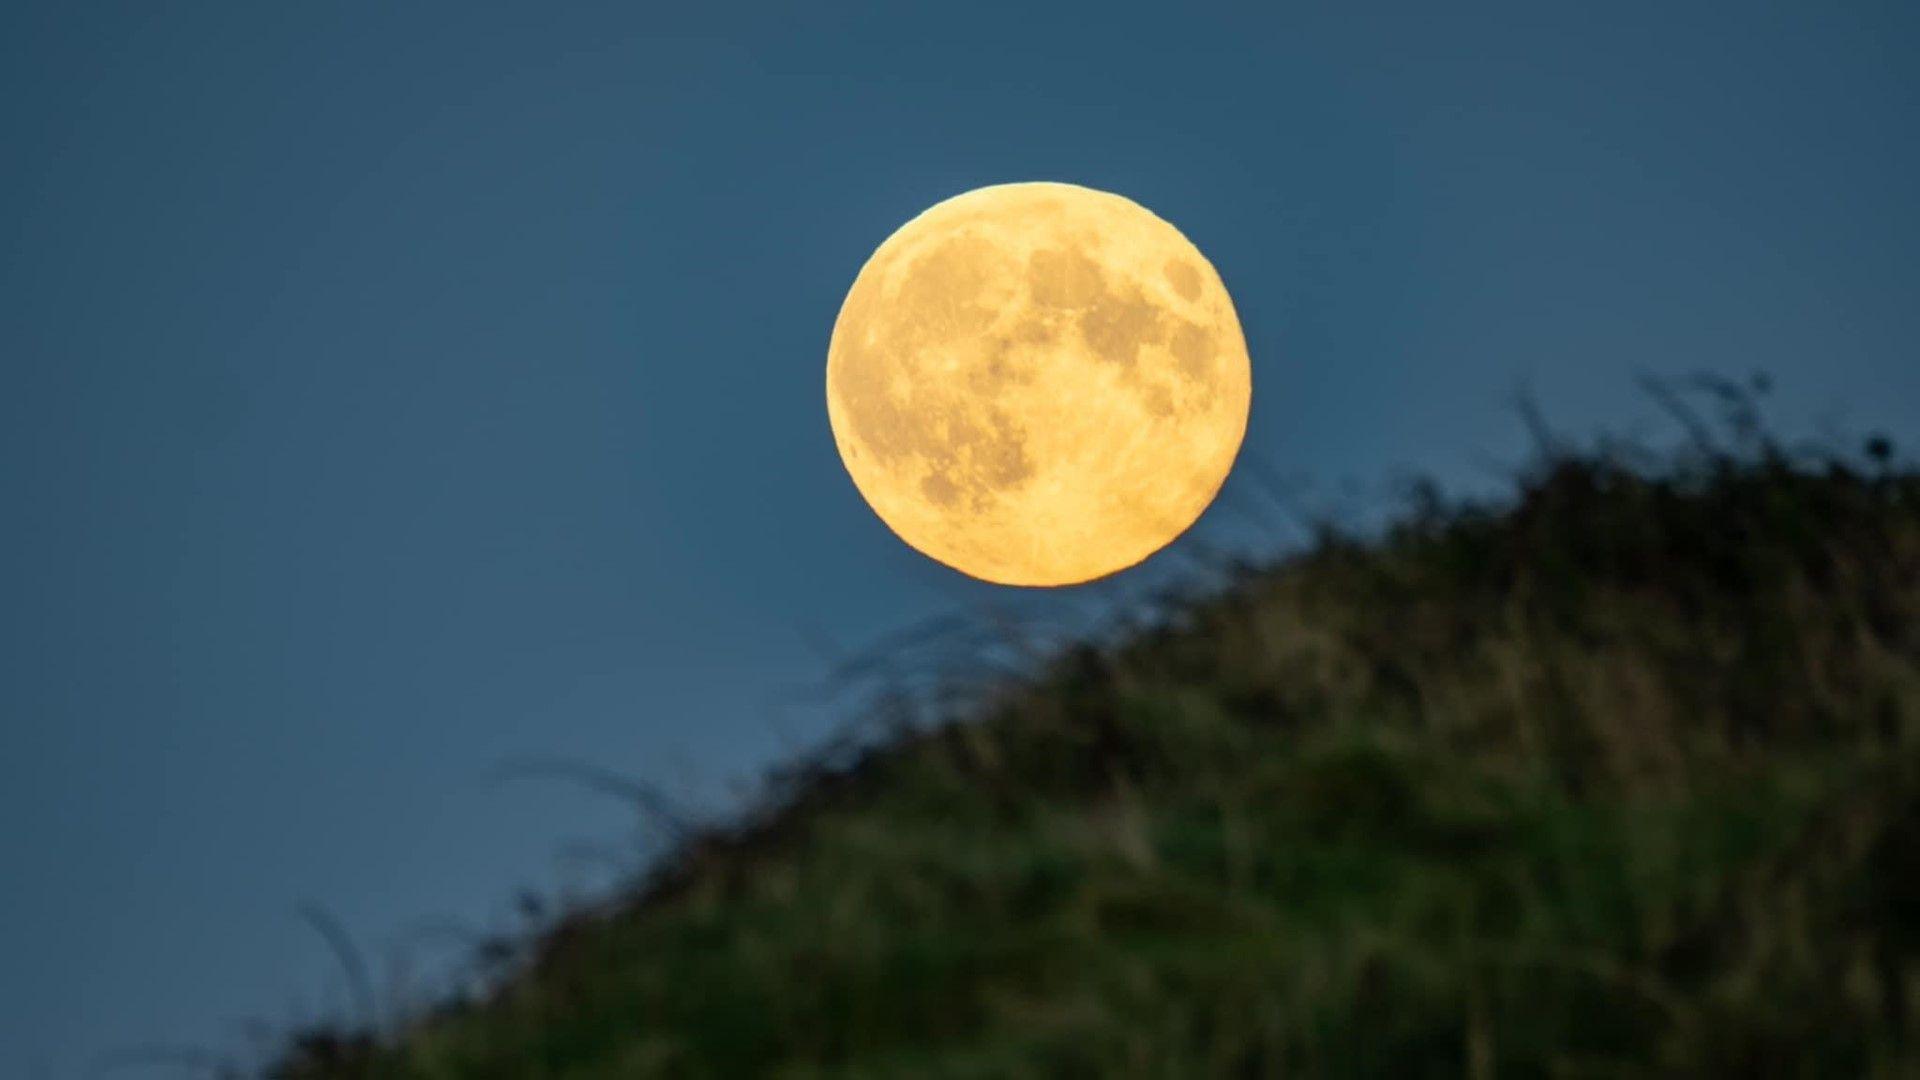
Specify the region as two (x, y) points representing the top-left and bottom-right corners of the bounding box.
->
(271, 397), (1918, 1077)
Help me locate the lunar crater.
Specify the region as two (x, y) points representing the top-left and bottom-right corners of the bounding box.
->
(1164, 258), (1202, 301)
(1029, 247), (1106, 310)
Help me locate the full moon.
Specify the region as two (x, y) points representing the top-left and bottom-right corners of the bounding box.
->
(826, 182), (1252, 587)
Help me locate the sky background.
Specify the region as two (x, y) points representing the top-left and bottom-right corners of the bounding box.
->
(3, 2), (1917, 1074)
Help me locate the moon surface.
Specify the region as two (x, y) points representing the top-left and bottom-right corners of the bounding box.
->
(826, 182), (1252, 587)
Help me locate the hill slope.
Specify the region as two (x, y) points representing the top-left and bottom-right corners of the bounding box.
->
(278, 443), (1920, 1078)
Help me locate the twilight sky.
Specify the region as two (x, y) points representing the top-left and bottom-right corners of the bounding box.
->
(3, 2), (1916, 1074)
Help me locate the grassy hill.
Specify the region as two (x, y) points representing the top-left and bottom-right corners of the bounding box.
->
(275, 426), (1919, 1078)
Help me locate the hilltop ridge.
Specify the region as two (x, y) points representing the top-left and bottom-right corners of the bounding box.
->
(277, 423), (1920, 1077)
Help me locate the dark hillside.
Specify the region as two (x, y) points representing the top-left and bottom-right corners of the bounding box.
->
(276, 433), (1920, 1078)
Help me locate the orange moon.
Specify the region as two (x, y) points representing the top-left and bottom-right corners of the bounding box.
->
(826, 182), (1252, 586)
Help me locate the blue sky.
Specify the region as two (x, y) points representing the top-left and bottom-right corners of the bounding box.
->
(3, 2), (1916, 1073)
